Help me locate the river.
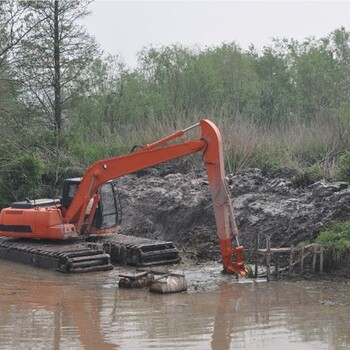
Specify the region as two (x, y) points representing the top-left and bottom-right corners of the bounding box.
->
(0, 261), (349, 350)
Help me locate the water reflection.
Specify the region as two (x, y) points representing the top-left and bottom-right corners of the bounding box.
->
(210, 280), (350, 350)
(0, 263), (117, 350)
(0, 261), (350, 350)
(211, 283), (243, 350)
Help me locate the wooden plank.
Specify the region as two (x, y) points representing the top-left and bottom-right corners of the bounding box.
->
(258, 243), (324, 254)
(258, 247), (294, 253)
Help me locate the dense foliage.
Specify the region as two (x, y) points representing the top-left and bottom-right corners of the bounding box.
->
(1, 0), (350, 205)
(316, 221), (350, 265)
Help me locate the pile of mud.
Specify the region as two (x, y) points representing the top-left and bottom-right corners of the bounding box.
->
(116, 168), (350, 263)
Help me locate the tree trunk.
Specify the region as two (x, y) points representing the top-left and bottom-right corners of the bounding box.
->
(54, 0), (61, 133)
(54, 0), (61, 182)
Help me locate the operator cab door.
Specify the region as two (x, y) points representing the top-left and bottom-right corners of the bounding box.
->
(62, 178), (121, 230)
(92, 182), (121, 230)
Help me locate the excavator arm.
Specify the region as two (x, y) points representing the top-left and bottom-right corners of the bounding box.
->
(201, 121), (245, 275)
(65, 119), (246, 276)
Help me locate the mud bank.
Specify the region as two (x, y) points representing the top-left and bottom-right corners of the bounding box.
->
(116, 167), (350, 273)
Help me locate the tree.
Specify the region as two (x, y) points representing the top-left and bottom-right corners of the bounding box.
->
(254, 44), (295, 125)
(0, 1), (33, 66)
(0, 1), (41, 121)
(12, 0), (99, 179)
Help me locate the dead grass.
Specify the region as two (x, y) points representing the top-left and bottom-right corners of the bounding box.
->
(74, 114), (350, 179)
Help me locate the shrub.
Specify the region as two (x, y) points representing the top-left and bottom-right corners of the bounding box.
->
(336, 151), (350, 182)
(315, 221), (350, 266)
(0, 153), (44, 206)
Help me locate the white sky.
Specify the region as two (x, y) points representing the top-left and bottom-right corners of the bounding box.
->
(85, 1), (350, 67)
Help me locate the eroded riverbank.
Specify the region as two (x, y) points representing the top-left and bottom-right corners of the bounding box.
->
(117, 167), (350, 276)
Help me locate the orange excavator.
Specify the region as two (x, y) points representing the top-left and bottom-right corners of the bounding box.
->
(0, 119), (246, 276)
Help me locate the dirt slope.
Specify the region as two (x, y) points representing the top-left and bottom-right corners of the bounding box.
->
(116, 168), (350, 261)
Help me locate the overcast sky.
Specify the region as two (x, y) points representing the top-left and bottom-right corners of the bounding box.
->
(84, 1), (350, 67)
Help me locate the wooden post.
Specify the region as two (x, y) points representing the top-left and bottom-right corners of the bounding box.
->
(300, 243), (305, 275)
(266, 235), (271, 282)
(254, 233), (260, 279)
(289, 245), (294, 278)
(319, 246), (324, 274)
(312, 245), (317, 273)
(275, 254), (279, 280)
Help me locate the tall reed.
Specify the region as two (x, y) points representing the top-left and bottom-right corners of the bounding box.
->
(69, 114), (350, 180)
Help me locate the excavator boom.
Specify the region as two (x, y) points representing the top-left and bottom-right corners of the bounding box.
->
(0, 119), (246, 276)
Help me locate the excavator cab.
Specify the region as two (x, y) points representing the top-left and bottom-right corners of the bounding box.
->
(61, 178), (121, 232)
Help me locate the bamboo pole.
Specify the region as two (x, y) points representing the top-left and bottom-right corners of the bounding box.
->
(319, 247), (324, 274)
(266, 235), (271, 282)
(254, 233), (260, 279)
(275, 254), (280, 280)
(289, 245), (294, 278)
(312, 245), (317, 273)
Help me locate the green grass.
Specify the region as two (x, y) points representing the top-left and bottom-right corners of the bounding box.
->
(315, 221), (350, 265)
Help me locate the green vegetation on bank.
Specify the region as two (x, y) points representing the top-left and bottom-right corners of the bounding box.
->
(1, 1), (350, 205)
(316, 221), (350, 266)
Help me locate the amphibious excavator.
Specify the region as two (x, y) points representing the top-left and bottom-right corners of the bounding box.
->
(0, 119), (246, 276)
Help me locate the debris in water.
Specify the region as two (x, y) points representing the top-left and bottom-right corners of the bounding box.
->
(118, 269), (188, 293)
(118, 271), (155, 289)
(150, 273), (188, 294)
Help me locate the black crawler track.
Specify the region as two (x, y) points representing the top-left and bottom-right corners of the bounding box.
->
(0, 234), (180, 273)
(87, 234), (181, 267)
(0, 238), (113, 273)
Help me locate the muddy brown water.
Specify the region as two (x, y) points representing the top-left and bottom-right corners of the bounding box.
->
(0, 261), (350, 350)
